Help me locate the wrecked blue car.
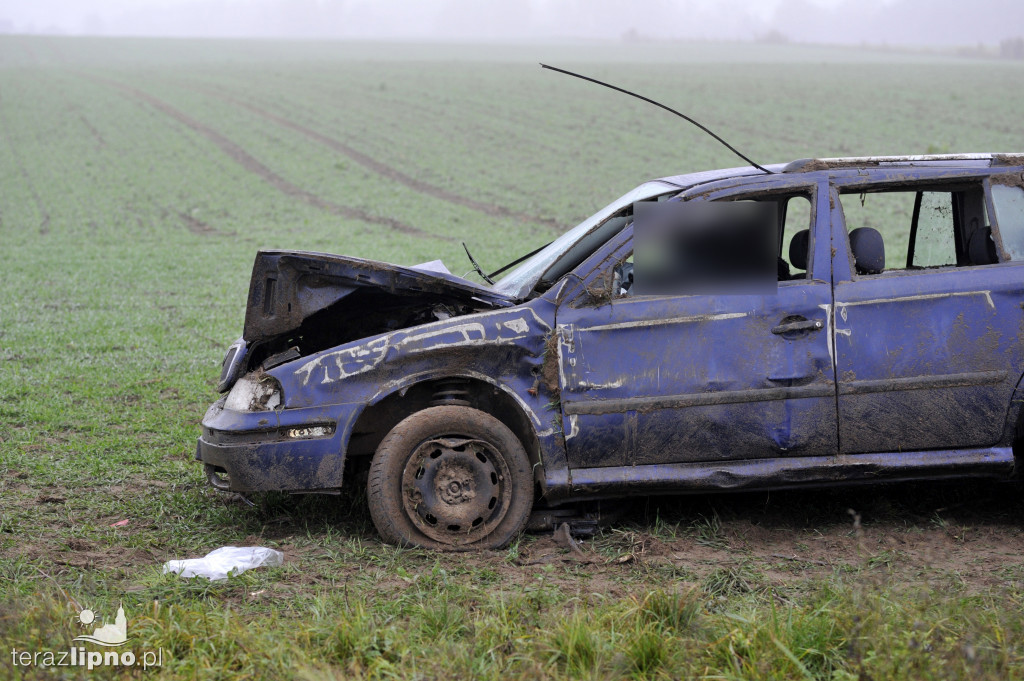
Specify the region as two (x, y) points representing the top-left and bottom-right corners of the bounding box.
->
(198, 153), (1024, 549)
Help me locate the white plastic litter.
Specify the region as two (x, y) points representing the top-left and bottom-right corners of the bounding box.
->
(162, 546), (284, 581)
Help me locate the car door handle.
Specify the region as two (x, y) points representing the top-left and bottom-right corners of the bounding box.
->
(771, 318), (824, 335)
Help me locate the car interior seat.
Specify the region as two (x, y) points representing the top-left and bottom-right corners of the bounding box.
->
(968, 226), (999, 265)
(849, 227), (885, 275)
(788, 229), (810, 276)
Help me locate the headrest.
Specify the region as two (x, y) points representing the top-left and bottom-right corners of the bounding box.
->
(968, 227), (998, 265)
(849, 227), (885, 275)
(789, 229), (810, 272)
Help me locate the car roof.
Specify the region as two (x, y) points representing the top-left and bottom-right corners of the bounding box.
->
(657, 164), (784, 189)
(658, 153), (1024, 193)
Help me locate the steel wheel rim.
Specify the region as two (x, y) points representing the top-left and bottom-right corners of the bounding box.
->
(401, 436), (511, 545)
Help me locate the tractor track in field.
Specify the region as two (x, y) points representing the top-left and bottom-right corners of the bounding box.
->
(188, 83), (564, 231)
(158, 204), (224, 237)
(177, 210), (218, 236)
(83, 74), (440, 241)
(0, 90), (52, 235)
(75, 112), (107, 150)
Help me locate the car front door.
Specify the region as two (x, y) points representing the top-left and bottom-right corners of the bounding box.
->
(555, 180), (838, 471)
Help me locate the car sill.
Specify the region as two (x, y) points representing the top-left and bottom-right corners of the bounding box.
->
(553, 447), (1015, 502)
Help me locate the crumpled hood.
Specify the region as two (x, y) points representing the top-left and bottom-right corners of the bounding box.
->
(243, 250), (515, 345)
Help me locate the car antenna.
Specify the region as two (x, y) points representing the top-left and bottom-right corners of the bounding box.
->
(540, 63), (773, 175)
(462, 242), (495, 284)
(487, 239), (553, 280)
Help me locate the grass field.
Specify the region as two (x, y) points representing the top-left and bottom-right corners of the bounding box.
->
(2, 36), (1024, 679)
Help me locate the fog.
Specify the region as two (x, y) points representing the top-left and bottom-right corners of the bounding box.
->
(2, 0), (1023, 48)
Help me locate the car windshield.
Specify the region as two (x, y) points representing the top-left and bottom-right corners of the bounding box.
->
(491, 181), (678, 299)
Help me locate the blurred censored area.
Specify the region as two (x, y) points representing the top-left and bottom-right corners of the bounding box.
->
(632, 201), (779, 296)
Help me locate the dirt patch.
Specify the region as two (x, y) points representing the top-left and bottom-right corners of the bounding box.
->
(11, 477), (1024, 604)
(52, 548), (155, 570)
(11, 537), (156, 572)
(990, 171), (1024, 188)
(541, 331), (561, 397)
(994, 154), (1024, 168)
(225, 482), (1024, 606)
(408, 482), (1024, 597)
(66, 539), (92, 552)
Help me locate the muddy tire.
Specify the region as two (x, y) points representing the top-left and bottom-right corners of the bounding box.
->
(367, 406), (533, 550)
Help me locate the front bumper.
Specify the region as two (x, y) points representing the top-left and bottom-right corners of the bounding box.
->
(195, 398), (360, 493)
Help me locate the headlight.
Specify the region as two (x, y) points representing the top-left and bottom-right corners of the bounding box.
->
(225, 374), (283, 412)
(217, 338), (247, 393)
(285, 425), (334, 439)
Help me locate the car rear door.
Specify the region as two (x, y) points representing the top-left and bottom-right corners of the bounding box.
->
(830, 170), (1024, 454)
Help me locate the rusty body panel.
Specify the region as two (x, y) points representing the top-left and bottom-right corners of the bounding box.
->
(197, 154), (1024, 517)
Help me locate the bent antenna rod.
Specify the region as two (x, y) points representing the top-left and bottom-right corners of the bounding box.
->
(540, 63), (773, 175)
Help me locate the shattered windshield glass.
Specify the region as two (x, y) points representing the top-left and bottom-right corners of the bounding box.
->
(491, 181), (677, 299)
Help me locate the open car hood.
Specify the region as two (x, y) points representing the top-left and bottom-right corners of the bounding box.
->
(242, 250), (515, 347)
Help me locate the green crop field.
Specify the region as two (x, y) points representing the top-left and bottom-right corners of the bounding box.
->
(2, 35), (1024, 679)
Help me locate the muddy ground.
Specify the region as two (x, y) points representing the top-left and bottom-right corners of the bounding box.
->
(9, 475), (1023, 601)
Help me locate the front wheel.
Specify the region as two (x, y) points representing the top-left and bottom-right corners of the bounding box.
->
(367, 406), (534, 550)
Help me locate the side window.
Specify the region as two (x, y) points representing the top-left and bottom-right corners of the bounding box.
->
(780, 195), (813, 281)
(838, 184), (991, 276)
(838, 191), (913, 272)
(615, 191), (813, 297)
(991, 182), (1024, 260)
(911, 192), (957, 267)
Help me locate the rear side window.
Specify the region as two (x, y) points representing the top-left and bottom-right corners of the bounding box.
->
(838, 183), (993, 275)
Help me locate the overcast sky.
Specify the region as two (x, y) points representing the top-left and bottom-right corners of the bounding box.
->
(3, 0), (1023, 46)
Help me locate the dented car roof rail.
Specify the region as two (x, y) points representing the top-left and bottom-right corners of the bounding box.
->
(780, 154), (1014, 174)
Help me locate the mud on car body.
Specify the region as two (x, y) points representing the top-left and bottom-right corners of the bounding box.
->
(197, 153), (1024, 550)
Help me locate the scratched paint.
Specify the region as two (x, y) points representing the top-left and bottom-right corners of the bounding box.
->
(835, 290), (995, 310)
(579, 311), (748, 333)
(294, 337), (390, 386)
(294, 310), (546, 386)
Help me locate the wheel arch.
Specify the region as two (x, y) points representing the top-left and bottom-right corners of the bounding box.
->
(347, 372), (544, 480)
